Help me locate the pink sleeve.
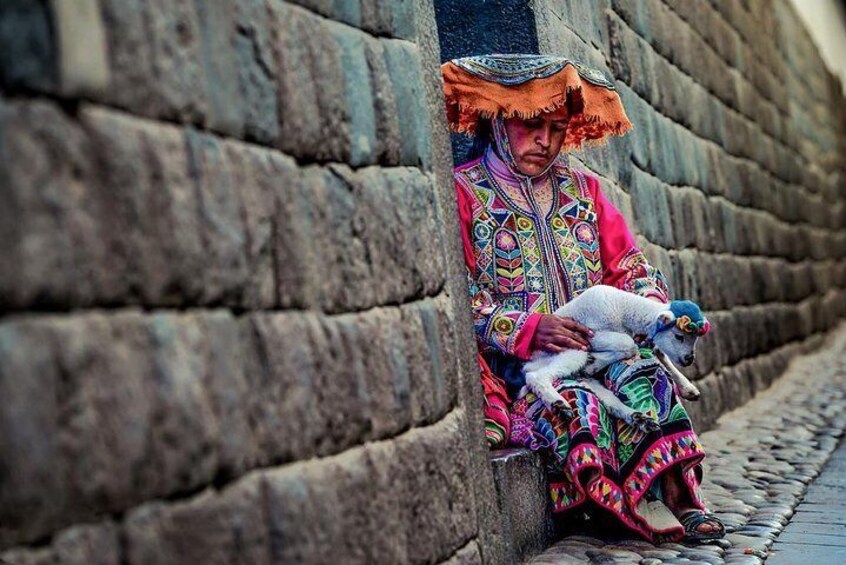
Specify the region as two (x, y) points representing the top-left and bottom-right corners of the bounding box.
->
(512, 313), (542, 360)
(587, 175), (671, 303)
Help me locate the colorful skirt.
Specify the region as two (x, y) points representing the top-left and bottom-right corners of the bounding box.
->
(509, 354), (706, 541)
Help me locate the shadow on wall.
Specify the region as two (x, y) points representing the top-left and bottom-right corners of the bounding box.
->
(434, 0), (539, 165)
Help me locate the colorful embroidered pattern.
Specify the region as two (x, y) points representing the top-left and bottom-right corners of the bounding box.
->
(510, 355), (707, 542)
(451, 54), (617, 89)
(456, 150), (672, 357)
(618, 247), (671, 300)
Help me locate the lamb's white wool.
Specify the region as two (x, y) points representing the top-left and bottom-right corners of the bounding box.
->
(523, 285), (704, 431)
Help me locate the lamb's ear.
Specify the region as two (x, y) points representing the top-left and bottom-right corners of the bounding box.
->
(655, 311), (676, 332)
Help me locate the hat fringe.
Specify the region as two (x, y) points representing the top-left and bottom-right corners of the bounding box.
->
(442, 60), (633, 151)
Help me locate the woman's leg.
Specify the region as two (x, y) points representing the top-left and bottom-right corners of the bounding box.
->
(602, 354), (722, 539)
(661, 467), (720, 534)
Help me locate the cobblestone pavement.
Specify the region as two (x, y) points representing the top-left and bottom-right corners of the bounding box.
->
(766, 438), (846, 563)
(529, 323), (846, 565)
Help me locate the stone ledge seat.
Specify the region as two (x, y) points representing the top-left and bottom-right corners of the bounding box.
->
(490, 448), (556, 563)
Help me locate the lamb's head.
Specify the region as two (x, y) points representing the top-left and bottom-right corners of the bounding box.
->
(650, 300), (710, 367)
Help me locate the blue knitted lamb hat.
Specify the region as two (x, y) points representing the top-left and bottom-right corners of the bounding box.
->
(659, 300), (710, 335)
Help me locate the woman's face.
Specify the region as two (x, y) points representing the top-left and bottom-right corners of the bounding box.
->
(503, 106), (569, 176)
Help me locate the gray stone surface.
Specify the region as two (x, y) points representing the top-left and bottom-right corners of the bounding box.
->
(768, 437), (846, 563)
(490, 448), (555, 564)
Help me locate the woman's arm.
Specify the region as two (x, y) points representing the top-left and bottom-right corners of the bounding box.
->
(587, 175), (671, 302)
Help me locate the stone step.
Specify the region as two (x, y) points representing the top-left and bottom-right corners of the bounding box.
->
(489, 448), (555, 564)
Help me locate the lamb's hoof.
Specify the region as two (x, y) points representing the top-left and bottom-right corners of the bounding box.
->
(552, 400), (575, 420)
(630, 412), (660, 433)
(681, 388), (701, 401)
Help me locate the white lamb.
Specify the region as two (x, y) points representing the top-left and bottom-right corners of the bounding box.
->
(523, 285), (710, 432)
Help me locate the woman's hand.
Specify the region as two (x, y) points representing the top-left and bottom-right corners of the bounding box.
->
(531, 314), (595, 353)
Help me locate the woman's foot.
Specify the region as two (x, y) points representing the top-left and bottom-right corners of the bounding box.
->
(661, 470), (725, 540)
(677, 508), (726, 541)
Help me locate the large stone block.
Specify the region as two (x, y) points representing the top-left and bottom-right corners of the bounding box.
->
(383, 39), (431, 168)
(392, 411), (477, 563)
(262, 461), (338, 564)
(353, 308), (415, 437)
(51, 522), (122, 565)
(193, 0), (242, 136)
(333, 166), (436, 306)
(49, 313), (157, 522)
(489, 448), (553, 564)
(260, 410), (475, 564)
(82, 108), (207, 306)
(232, 0), (279, 145)
(301, 165), (375, 311)
(185, 130), (250, 305)
(52, 0), (110, 97)
(692, 313), (719, 377)
(242, 304), (443, 458)
(124, 473), (268, 565)
(239, 311), (330, 464)
(363, 37), (403, 164)
(267, 1), (345, 162)
(263, 444), (406, 564)
(693, 251), (718, 310)
(677, 249), (701, 305)
(0, 319), (65, 547)
(100, 0), (208, 124)
(0, 100), (117, 309)
(384, 169), (448, 296)
(196, 312), (258, 479)
(400, 299), (452, 425)
(297, 165), (446, 313)
(544, 0), (612, 55)
(332, 23), (378, 167)
(628, 168), (675, 248)
(285, 0), (415, 39)
(223, 141), (283, 309)
(615, 85), (651, 173)
(3, 310), (251, 547)
(143, 312), (222, 490)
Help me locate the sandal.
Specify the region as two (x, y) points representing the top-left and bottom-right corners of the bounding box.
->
(678, 509), (726, 542)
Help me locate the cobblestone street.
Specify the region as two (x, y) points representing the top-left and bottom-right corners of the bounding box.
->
(530, 322), (846, 564)
(767, 437), (846, 563)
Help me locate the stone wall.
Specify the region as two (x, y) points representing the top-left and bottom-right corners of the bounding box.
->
(0, 1), (504, 563)
(436, 0), (846, 432)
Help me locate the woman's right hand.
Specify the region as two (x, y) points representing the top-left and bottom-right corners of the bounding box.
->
(531, 314), (594, 353)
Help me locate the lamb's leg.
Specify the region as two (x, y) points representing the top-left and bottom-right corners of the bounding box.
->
(583, 331), (640, 375)
(577, 379), (660, 433)
(654, 349), (701, 401)
(524, 349), (589, 419)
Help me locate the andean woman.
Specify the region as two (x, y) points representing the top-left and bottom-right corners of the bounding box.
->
(443, 54), (725, 542)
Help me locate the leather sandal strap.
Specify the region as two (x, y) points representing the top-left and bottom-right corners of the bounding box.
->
(678, 510), (725, 535)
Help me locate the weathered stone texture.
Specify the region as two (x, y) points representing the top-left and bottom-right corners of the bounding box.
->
(2, 0), (846, 563)
(0, 293), (471, 546)
(3, 409), (477, 565)
(0, 102), (447, 313)
(0, 0), (489, 562)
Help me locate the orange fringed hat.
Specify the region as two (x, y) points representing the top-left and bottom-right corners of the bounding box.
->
(441, 54), (633, 151)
